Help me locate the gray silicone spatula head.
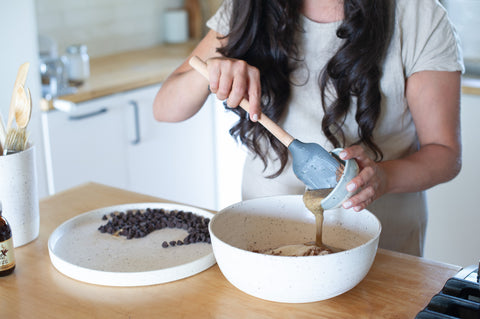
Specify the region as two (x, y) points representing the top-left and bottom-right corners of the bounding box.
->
(187, 56), (342, 190)
(288, 139), (341, 189)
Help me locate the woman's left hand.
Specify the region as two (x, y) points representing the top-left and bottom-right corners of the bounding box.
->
(338, 145), (388, 211)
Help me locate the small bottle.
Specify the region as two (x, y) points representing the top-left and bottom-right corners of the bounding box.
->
(0, 201), (16, 277)
(65, 44), (90, 86)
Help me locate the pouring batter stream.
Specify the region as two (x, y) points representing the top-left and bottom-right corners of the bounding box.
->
(255, 188), (343, 256)
(302, 188), (342, 253)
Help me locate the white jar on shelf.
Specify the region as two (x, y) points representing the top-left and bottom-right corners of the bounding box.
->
(65, 44), (90, 85)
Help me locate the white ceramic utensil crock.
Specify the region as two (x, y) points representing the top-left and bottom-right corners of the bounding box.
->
(0, 145), (39, 247)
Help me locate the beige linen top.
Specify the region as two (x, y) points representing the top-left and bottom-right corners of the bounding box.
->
(207, 0), (464, 256)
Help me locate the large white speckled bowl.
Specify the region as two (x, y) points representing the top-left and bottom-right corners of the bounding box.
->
(209, 195), (381, 303)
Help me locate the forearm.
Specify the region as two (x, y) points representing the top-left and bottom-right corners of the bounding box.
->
(342, 71), (461, 211)
(153, 69), (210, 122)
(383, 70), (462, 193)
(381, 143), (461, 194)
(153, 30), (225, 123)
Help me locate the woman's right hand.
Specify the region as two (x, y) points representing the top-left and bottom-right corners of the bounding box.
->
(205, 57), (262, 122)
(154, 30), (262, 123)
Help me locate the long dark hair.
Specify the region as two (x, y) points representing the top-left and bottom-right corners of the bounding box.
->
(218, 0), (393, 177)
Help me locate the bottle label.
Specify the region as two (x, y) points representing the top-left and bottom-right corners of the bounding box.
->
(0, 238), (15, 271)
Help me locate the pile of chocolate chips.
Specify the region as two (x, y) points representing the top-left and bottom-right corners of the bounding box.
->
(98, 208), (210, 248)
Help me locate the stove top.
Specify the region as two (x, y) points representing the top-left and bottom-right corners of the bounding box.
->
(416, 263), (480, 319)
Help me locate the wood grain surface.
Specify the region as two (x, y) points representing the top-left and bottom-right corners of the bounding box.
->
(58, 42), (197, 103)
(54, 42), (479, 107)
(0, 183), (462, 318)
(462, 77), (480, 96)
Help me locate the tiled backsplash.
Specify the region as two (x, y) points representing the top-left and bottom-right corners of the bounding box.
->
(36, 0), (186, 58)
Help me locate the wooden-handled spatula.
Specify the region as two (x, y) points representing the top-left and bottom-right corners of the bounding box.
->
(189, 56), (342, 189)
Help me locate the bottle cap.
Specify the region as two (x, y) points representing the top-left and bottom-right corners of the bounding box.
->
(66, 44), (88, 55)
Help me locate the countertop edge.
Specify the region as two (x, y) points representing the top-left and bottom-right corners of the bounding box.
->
(54, 42), (198, 104)
(462, 77), (480, 96)
(51, 43), (480, 105)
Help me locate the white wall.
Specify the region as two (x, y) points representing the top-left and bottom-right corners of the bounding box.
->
(35, 0), (184, 58)
(0, 0), (48, 198)
(443, 0), (480, 62)
(425, 93), (480, 267)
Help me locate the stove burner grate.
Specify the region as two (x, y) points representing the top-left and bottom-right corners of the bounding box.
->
(416, 264), (480, 319)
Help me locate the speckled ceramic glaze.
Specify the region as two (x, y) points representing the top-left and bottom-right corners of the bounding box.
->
(0, 146), (39, 247)
(320, 148), (359, 210)
(48, 203), (216, 287)
(209, 195), (381, 303)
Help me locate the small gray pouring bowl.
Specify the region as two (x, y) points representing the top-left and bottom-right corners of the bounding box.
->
(320, 148), (359, 210)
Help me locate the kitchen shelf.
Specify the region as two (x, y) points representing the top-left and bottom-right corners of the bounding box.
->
(57, 41), (198, 104)
(462, 76), (480, 96)
(51, 40), (480, 105)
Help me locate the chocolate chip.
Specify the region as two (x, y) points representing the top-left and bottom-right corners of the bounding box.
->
(98, 207), (211, 248)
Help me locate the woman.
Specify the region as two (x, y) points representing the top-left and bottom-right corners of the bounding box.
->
(153, 0), (464, 256)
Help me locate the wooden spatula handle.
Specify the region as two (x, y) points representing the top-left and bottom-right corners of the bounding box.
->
(189, 56), (294, 147)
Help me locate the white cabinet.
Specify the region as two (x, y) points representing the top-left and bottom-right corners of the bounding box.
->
(425, 93), (480, 267)
(123, 85), (218, 209)
(42, 84), (228, 210)
(42, 92), (131, 193)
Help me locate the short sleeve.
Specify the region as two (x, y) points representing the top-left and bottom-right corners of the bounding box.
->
(398, 0), (464, 77)
(206, 0), (232, 36)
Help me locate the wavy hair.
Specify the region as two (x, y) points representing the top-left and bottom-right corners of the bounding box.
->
(218, 0), (393, 177)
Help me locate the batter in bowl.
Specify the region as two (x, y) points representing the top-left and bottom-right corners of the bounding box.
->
(256, 188), (342, 256)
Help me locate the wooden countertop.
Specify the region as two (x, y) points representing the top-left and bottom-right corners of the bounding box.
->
(1, 183), (462, 318)
(55, 43), (480, 105)
(462, 76), (480, 96)
(59, 42), (197, 103)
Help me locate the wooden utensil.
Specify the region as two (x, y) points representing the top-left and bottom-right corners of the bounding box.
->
(189, 56), (342, 189)
(3, 128), (28, 155)
(15, 86), (32, 129)
(3, 63), (32, 155)
(3, 87), (30, 154)
(185, 0), (203, 39)
(0, 113), (6, 154)
(6, 62), (30, 131)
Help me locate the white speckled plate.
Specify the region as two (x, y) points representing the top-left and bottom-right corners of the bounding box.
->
(48, 203), (216, 287)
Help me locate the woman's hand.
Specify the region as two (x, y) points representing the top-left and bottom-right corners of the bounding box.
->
(339, 145), (388, 212)
(154, 30), (262, 123)
(205, 57), (262, 121)
(337, 71), (461, 211)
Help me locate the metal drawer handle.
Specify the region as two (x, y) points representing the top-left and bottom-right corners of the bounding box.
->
(68, 108), (108, 120)
(129, 100), (141, 145)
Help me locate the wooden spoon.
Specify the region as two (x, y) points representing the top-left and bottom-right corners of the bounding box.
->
(15, 86), (32, 129)
(189, 56), (342, 189)
(6, 62), (30, 130)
